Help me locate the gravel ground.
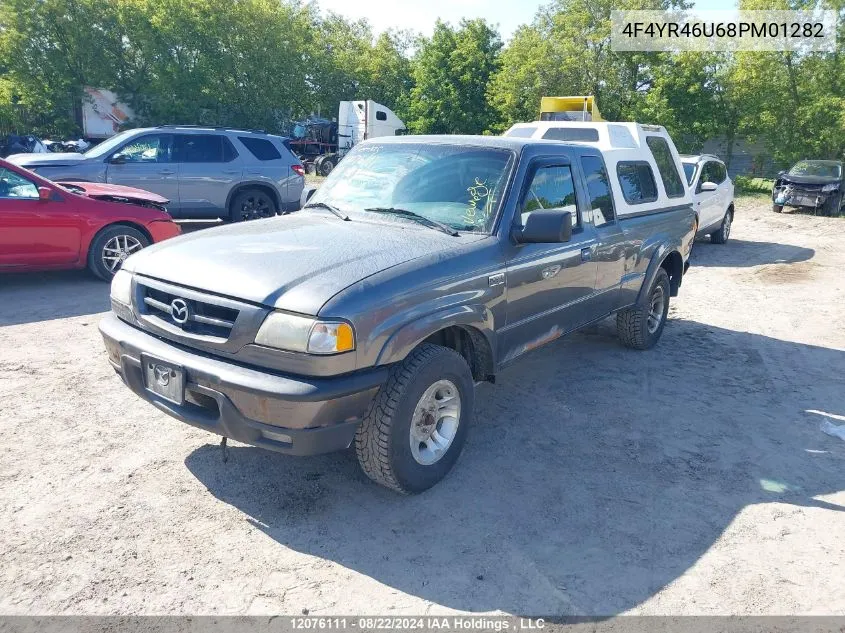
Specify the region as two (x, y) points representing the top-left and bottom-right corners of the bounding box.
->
(1, 197), (844, 616)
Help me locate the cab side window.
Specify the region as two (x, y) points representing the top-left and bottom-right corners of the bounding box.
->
(0, 168), (39, 199)
(520, 165), (578, 228)
(580, 155), (615, 227)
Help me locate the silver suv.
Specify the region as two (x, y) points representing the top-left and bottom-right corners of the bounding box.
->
(8, 126), (305, 221)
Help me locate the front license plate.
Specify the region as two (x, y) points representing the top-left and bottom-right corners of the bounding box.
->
(142, 355), (185, 405)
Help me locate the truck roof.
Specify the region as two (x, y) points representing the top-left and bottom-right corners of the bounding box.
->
(360, 134), (567, 151)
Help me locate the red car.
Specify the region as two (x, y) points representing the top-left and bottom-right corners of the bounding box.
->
(0, 158), (180, 280)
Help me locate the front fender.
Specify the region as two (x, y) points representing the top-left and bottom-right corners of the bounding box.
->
(374, 303), (496, 367)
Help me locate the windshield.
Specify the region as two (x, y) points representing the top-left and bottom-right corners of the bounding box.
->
(682, 162), (697, 185)
(84, 130), (137, 159)
(309, 142), (515, 233)
(788, 160), (842, 179)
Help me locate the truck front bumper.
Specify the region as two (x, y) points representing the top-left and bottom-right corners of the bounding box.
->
(99, 313), (387, 456)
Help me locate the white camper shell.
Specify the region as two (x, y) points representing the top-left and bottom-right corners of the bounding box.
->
(504, 121), (693, 217)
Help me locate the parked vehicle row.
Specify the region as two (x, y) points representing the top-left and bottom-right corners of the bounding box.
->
(99, 123), (697, 493)
(8, 126), (305, 221)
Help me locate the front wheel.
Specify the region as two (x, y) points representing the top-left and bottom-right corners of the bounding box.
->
(355, 343), (473, 494)
(772, 204), (783, 213)
(710, 208), (733, 244)
(88, 225), (149, 281)
(616, 268), (671, 350)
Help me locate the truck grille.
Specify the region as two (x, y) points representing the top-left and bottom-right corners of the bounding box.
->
(140, 285), (239, 340)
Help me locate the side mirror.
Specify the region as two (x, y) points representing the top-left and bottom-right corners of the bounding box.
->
(37, 186), (52, 201)
(513, 210), (573, 244)
(109, 154), (127, 165)
(700, 181), (718, 192)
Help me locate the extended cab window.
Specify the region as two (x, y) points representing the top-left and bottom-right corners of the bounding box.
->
(176, 134), (236, 163)
(239, 136), (282, 161)
(646, 136), (685, 198)
(520, 165), (578, 227)
(617, 161), (658, 204)
(580, 155), (615, 227)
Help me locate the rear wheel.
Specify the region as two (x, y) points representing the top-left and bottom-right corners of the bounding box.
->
(317, 156), (335, 177)
(355, 343), (473, 494)
(710, 208), (732, 244)
(88, 225), (149, 281)
(230, 188), (276, 222)
(616, 268), (671, 350)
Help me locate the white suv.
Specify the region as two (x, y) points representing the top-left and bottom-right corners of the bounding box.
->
(681, 154), (734, 244)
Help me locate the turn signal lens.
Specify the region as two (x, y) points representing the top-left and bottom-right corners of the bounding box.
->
(307, 322), (355, 354)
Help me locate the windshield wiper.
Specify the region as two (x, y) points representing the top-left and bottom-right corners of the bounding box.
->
(364, 207), (459, 237)
(303, 201), (350, 221)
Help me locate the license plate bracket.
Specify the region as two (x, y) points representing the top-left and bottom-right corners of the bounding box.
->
(141, 354), (185, 405)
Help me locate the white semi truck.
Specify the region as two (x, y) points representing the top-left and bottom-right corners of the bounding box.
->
(290, 100), (406, 176)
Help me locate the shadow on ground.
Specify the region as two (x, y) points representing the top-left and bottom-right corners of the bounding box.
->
(691, 239), (814, 268)
(0, 270), (109, 326)
(185, 318), (845, 615)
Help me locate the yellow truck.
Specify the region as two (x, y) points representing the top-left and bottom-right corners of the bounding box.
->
(540, 95), (603, 122)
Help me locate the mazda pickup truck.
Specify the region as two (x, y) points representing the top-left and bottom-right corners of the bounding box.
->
(101, 128), (696, 493)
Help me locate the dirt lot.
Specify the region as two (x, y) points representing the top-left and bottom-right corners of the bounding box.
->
(1, 197), (844, 616)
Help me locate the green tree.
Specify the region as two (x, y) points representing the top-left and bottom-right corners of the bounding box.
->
(408, 19), (502, 134)
(489, 0), (689, 130)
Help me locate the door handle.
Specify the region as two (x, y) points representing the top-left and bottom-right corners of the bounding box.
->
(158, 169), (175, 175)
(581, 248), (592, 262)
(222, 169), (239, 175)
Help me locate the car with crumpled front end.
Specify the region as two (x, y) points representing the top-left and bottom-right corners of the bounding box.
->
(772, 160), (843, 216)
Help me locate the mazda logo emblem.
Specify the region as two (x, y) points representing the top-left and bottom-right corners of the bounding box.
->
(153, 365), (171, 386)
(170, 298), (189, 325)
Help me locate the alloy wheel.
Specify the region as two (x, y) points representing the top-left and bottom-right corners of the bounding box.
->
(102, 234), (144, 273)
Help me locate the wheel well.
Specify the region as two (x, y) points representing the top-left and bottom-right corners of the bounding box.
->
(660, 250), (684, 296)
(227, 183), (280, 214)
(95, 221), (152, 244)
(727, 203), (734, 217)
(421, 325), (495, 383)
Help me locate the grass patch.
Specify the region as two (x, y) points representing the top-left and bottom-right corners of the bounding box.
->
(734, 175), (774, 195)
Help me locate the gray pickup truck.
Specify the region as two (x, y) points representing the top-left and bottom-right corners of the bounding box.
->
(101, 131), (696, 493)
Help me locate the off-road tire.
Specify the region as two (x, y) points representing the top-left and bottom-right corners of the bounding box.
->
(710, 209), (732, 244)
(616, 268), (671, 350)
(772, 204), (783, 213)
(355, 343), (474, 494)
(88, 224), (149, 281)
(229, 188), (276, 222)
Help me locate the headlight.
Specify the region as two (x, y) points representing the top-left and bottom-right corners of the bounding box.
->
(254, 312), (355, 354)
(822, 183), (839, 193)
(110, 269), (133, 306)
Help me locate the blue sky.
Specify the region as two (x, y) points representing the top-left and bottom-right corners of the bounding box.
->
(312, 0), (740, 40)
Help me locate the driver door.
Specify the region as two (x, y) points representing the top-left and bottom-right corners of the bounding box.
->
(500, 158), (598, 362)
(0, 168), (80, 267)
(105, 133), (180, 211)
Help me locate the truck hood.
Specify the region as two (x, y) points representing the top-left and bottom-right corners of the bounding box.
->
(7, 152), (89, 167)
(125, 211), (484, 315)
